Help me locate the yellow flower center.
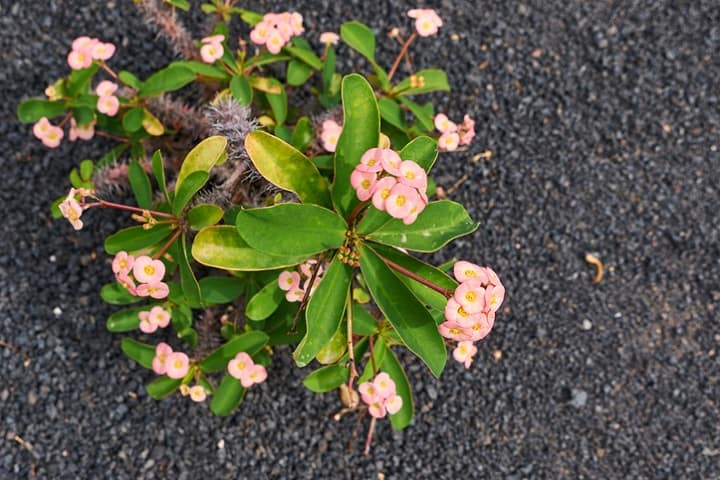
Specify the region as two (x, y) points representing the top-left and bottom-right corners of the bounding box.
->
(449, 327), (462, 335)
(47, 131), (58, 140)
(361, 179), (371, 189)
(465, 291), (477, 302)
(489, 294), (498, 307)
(174, 360), (183, 369)
(144, 265), (155, 276)
(405, 171), (415, 180)
(457, 306), (469, 318)
(158, 353), (166, 363)
(66, 209), (79, 221)
(465, 270), (476, 278)
(396, 195), (406, 207)
(381, 188), (391, 199)
(236, 361), (246, 370)
(367, 158), (376, 166)
(119, 259), (127, 269)
(458, 345), (468, 355)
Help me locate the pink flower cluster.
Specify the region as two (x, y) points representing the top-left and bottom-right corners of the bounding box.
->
(319, 32), (339, 45)
(138, 306), (171, 334)
(278, 259), (324, 302)
(227, 352), (267, 388)
(180, 384), (208, 402)
(96, 80), (120, 117)
(434, 114), (475, 151)
(33, 117), (64, 148)
(439, 261), (505, 368)
(407, 9), (442, 37)
(200, 34), (224, 64)
(58, 188), (91, 230)
(67, 36), (115, 70)
(350, 148), (429, 225)
(250, 12), (304, 54)
(152, 342), (190, 379)
(358, 372), (403, 418)
(320, 119), (342, 152)
(112, 251), (169, 299)
(69, 118), (95, 142)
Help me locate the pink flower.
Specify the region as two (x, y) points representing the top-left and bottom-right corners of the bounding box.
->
(228, 352), (253, 380)
(33, 117), (52, 140)
(242, 364), (268, 388)
(468, 314), (493, 341)
(482, 267), (502, 287)
(459, 114), (476, 145)
(97, 95), (119, 116)
(250, 21), (272, 45)
(152, 342), (173, 375)
(278, 271), (301, 292)
(67, 50), (93, 70)
(358, 148), (387, 173)
(95, 80), (118, 97)
(379, 149), (402, 176)
(385, 183), (420, 220)
(371, 176), (397, 211)
(485, 284), (505, 313)
(201, 34), (225, 44)
(453, 261), (487, 283)
(136, 282), (170, 299)
(277, 21), (294, 42)
(444, 298), (477, 328)
(285, 288), (305, 302)
(59, 190), (84, 230)
(138, 311), (158, 334)
(358, 381), (379, 405)
(72, 36), (98, 53)
(112, 251), (134, 275)
(453, 341), (478, 368)
(350, 169), (377, 201)
(434, 113), (457, 133)
(200, 42), (224, 63)
(165, 352), (190, 379)
(290, 12), (304, 36)
(385, 394), (403, 414)
(438, 321), (474, 342)
(319, 32), (339, 45)
(320, 120), (342, 152)
(438, 131), (460, 151)
(116, 272), (137, 296)
(372, 372), (396, 399)
(189, 385), (207, 402)
(91, 42), (116, 61)
(69, 118), (95, 142)
(133, 256), (166, 284)
(398, 160), (427, 190)
(368, 399), (387, 418)
(299, 259), (321, 278)
(148, 306), (171, 328)
(454, 280), (486, 314)
(408, 9), (442, 37)
(266, 28), (286, 54)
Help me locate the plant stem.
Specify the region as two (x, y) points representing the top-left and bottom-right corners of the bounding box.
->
(153, 228), (182, 260)
(376, 252), (454, 297)
(363, 417), (377, 455)
(346, 290), (358, 392)
(368, 335), (378, 376)
(94, 130), (131, 144)
(387, 32), (417, 81)
(289, 254), (324, 334)
(95, 199), (177, 219)
(346, 200), (369, 225)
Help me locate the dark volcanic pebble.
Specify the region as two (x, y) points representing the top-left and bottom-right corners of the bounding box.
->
(1, 1), (719, 478)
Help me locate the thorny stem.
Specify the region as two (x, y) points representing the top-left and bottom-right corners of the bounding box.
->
(153, 227), (182, 260)
(376, 252), (454, 297)
(387, 32), (417, 81)
(364, 417), (377, 455)
(89, 199), (177, 219)
(289, 253), (324, 334)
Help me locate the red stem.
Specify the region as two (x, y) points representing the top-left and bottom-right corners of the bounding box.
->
(153, 228), (182, 260)
(95, 200), (176, 219)
(387, 32), (417, 81)
(376, 252), (454, 297)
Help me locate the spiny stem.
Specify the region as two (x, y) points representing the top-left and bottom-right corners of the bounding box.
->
(153, 228), (182, 260)
(387, 32), (417, 81)
(376, 252), (454, 297)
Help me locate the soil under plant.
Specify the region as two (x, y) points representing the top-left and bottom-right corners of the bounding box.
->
(2, 0), (719, 478)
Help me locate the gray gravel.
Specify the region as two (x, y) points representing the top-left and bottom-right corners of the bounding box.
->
(2, 0), (720, 478)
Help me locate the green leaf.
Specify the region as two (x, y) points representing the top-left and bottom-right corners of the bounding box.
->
(187, 204), (224, 230)
(17, 99), (66, 123)
(234, 8), (263, 25)
(293, 257), (352, 367)
(198, 276), (245, 305)
(151, 150), (169, 202)
(100, 283), (141, 305)
(333, 74), (380, 217)
(106, 307), (144, 332)
(192, 226), (310, 271)
(245, 130), (331, 207)
(118, 70), (142, 90)
(358, 244), (447, 377)
(312, 154), (333, 171)
(322, 45), (337, 93)
(230, 75), (253, 105)
(378, 98), (407, 131)
(351, 303), (379, 335)
(175, 136), (227, 195)
(369, 243), (457, 311)
(286, 59), (313, 86)
(200, 331), (269, 373)
(97, 144), (129, 167)
(266, 83), (287, 125)
(72, 107), (94, 126)
(340, 21), (376, 63)
(104, 224), (176, 255)
(138, 65), (195, 98)
(245, 280), (284, 321)
(381, 346), (414, 429)
(120, 337), (155, 369)
(398, 97), (434, 131)
(165, 0), (190, 11)
(290, 116), (313, 152)
(173, 171), (209, 216)
(178, 235), (201, 306)
(303, 365), (350, 393)
(122, 107), (145, 133)
(236, 204), (347, 257)
(398, 135), (438, 172)
(66, 64), (99, 96)
(366, 200), (479, 253)
(146, 376), (182, 400)
(284, 44), (323, 70)
(79, 159), (94, 180)
(392, 69), (450, 96)
(170, 60), (229, 81)
(128, 159), (153, 209)
(210, 374), (245, 416)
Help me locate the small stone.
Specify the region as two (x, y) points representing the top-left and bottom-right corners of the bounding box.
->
(570, 389), (588, 408)
(28, 390), (39, 406)
(581, 319), (592, 330)
(53, 307), (62, 317)
(217, 439), (225, 449)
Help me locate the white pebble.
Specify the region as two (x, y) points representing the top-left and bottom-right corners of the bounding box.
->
(53, 307), (62, 317)
(581, 319), (592, 330)
(49, 255), (56, 262)
(217, 439), (225, 449)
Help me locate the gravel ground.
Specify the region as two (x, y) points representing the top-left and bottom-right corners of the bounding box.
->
(2, 0), (719, 478)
